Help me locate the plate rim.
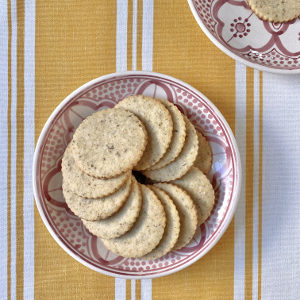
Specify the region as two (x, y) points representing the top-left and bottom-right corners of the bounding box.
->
(187, 0), (300, 74)
(32, 70), (242, 279)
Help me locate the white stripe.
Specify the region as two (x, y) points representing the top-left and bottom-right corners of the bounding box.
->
(115, 1), (154, 298)
(115, 278), (126, 300)
(23, 0), (35, 299)
(116, 0), (128, 72)
(0, 0), (8, 299)
(141, 0), (153, 71)
(252, 70), (260, 300)
(262, 73), (300, 299)
(234, 62), (246, 300)
(131, 279), (136, 300)
(115, 0), (128, 298)
(132, 0), (137, 70)
(10, 0), (17, 298)
(141, 279), (152, 300)
(141, 1), (153, 299)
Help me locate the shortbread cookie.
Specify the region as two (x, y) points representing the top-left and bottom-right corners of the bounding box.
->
(154, 183), (197, 250)
(62, 145), (130, 198)
(143, 116), (198, 181)
(149, 99), (186, 170)
(142, 186), (180, 260)
(82, 177), (142, 239)
(102, 185), (166, 257)
(172, 167), (215, 225)
(71, 108), (147, 178)
(116, 95), (173, 170)
(194, 131), (212, 174)
(248, 0), (300, 22)
(63, 177), (132, 221)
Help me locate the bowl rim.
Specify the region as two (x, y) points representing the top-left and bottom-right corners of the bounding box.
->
(187, 0), (300, 75)
(32, 70), (242, 279)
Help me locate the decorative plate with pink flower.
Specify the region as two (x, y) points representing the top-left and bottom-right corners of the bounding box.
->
(188, 0), (300, 73)
(33, 71), (241, 278)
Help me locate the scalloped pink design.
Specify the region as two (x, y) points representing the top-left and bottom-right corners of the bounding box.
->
(34, 73), (240, 278)
(190, 0), (300, 72)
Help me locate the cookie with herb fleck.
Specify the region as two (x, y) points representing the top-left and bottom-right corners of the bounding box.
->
(142, 186), (180, 260)
(142, 116), (198, 182)
(63, 176), (132, 221)
(248, 0), (300, 22)
(115, 95), (173, 170)
(148, 99), (186, 170)
(154, 183), (198, 250)
(171, 167), (215, 225)
(194, 131), (212, 174)
(71, 108), (147, 178)
(82, 177), (142, 239)
(101, 185), (166, 258)
(62, 144), (131, 198)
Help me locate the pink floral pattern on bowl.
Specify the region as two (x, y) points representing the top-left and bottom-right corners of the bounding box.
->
(189, 0), (300, 73)
(33, 72), (241, 278)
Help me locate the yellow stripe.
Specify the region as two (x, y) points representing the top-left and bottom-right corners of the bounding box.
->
(127, 0), (133, 71)
(136, 280), (141, 300)
(126, 280), (131, 300)
(136, 0), (143, 70)
(258, 72), (263, 300)
(126, 2), (134, 296)
(152, 1), (236, 298)
(35, 1), (116, 298)
(245, 68), (254, 300)
(16, 1), (24, 299)
(124, 0), (134, 297)
(7, 0), (11, 298)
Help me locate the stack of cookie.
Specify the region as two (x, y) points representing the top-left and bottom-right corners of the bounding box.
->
(62, 95), (215, 259)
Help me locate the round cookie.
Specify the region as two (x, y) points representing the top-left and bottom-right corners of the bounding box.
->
(194, 131), (212, 174)
(171, 167), (215, 225)
(247, 0), (300, 22)
(142, 186), (180, 260)
(63, 176), (132, 221)
(149, 99), (186, 170)
(62, 144), (131, 198)
(143, 116), (198, 182)
(115, 95), (173, 170)
(154, 183), (198, 250)
(82, 178), (142, 239)
(71, 108), (147, 178)
(102, 185), (166, 258)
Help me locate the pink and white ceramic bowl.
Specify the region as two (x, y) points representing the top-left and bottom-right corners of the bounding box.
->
(33, 71), (241, 279)
(188, 0), (300, 74)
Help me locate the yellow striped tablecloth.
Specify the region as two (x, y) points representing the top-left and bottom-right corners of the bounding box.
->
(1, 0), (300, 299)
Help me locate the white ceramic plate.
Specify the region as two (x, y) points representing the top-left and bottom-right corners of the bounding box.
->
(33, 71), (241, 278)
(188, 0), (300, 74)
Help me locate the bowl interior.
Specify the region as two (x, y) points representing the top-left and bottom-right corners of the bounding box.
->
(191, 0), (300, 72)
(34, 73), (239, 278)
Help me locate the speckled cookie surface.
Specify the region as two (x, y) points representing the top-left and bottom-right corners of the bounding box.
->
(172, 167), (215, 225)
(62, 144), (131, 198)
(115, 95), (173, 170)
(142, 186), (180, 260)
(143, 116), (198, 182)
(248, 0), (300, 22)
(63, 176), (132, 221)
(154, 183), (198, 250)
(194, 131), (212, 174)
(82, 177), (142, 239)
(102, 185), (166, 258)
(71, 108), (147, 178)
(149, 99), (186, 170)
